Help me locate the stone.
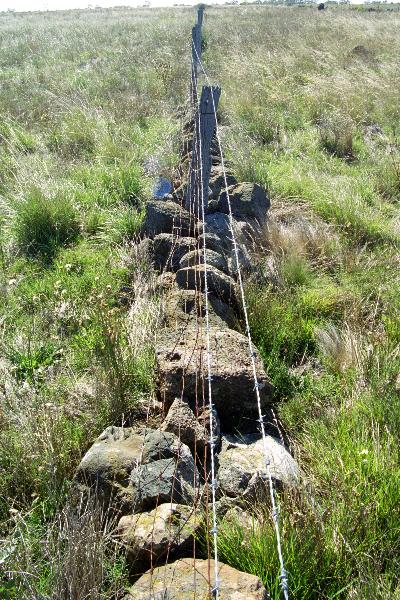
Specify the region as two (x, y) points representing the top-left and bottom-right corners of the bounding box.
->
(197, 212), (232, 248)
(156, 271), (176, 292)
(218, 434), (299, 500)
(143, 200), (198, 237)
(228, 246), (253, 277)
(118, 503), (199, 573)
(209, 166), (237, 200)
(124, 558), (269, 599)
(74, 426), (144, 508)
(129, 454), (199, 513)
(141, 430), (193, 464)
(179, 248), (229, 275)
(223, 506), (256, 534)
(162, 287), (237, 330)
(153, 233), (197, 272)
(219, 183), (270, 223)
(176, 265), (236, 305)
(155, 327), (273, 432)
(161, 398), (220, 457)
(198, 232), (224, 254)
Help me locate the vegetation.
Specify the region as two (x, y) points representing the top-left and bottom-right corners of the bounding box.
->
(0, 3), (399, 599)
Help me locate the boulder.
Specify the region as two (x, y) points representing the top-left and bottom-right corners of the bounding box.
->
(218, 434), (299, 500)
(129, 454), (199, 513)
(74, 426), (144, 509)
(176, 265), (236, 305)
(124, 558), (269, 599)
(155, 327), (273, 432)
(143, 200), (198, 237)
(162, 287), (236, 330)
(153, 233), (197, 272)
(161, 398), (220, 458)
(118, 503), (199, 572)
(219, 183), (270, 223)
(179, 248), (229, 275)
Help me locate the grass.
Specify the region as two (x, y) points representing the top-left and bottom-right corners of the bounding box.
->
(0, 3), (399, 599)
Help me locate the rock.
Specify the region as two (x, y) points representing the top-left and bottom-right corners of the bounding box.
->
(124, 558), (269, 599)
(223, 506), (256, 533)
(163, 287), (237, 330)
(228, 246), (253, 277)
(219, 183), (270, 224)
(218, 433), (299, 500)
(198, 232), (225, 254)
(155, 327), (273, 432)
(161, 398), (220, 457)
(156, 271), (176, 292)
(74, 426), (144, 508)
(153, 233), (197, 272)
(129, 454), (199, 513)
(143, 200), (198, 237)
(176, 265), (236, 305)
(197, 212), (232, 248)
(141, 430), (192, 464)
(118, 503), (199, 572)
(209, 166), (237, 200)
(179, 248), (229, 275)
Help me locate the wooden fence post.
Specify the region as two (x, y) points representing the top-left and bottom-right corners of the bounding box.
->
(186, 85), (221, 216)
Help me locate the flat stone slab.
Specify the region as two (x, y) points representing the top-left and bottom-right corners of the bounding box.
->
(124, 558), (269, 599)
(156, 326), (273, 432)
(118, 503), (199, 573)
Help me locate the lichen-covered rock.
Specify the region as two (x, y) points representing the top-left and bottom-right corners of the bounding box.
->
(129, 454), (199, 513)
(179, 248), (229, 274)
(118, 503), (199, 572)
(176, 265), (236, 305)
(124, 558), (269, 599)
(156, 327), (273, 432)
(74, 426), (144, 509)
(153, 233), (197, 272)
(162, 287), (236, 330)
(141, 429), (192, 464)
(218, 434), (299, 500)
(219, 183), (270, 223)
(143, 200), (198, 237)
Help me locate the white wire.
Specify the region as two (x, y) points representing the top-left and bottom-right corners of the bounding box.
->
(193, 83), (221, 600)
(192, 42), (289, 600)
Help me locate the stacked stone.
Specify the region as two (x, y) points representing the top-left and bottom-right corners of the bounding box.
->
(74, 139), (298, 599)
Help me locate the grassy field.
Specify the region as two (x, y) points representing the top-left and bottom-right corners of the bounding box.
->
(0, 4), (399, 599)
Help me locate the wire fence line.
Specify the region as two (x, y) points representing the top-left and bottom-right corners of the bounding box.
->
(189, 33), (290, 600)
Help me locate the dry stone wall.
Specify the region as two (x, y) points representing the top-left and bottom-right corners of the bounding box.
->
(73, 118), (299, 596)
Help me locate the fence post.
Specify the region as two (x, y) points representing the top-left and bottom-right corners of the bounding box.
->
(190, 24), (201, 105)
(186, 85), (221, 216)
(197, 3), (205, 28)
